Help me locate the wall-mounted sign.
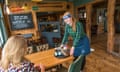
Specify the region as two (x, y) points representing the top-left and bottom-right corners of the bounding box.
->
(9, 12), (34, 30)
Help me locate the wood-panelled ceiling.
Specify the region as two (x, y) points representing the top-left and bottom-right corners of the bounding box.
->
(93, 0), (107, 8)
(116, 0), (120, 6)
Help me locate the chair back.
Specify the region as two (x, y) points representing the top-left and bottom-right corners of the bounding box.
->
(68, 55), (84, 72)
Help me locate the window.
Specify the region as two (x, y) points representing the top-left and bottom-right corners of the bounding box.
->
(0, 5), (8, 48)
(0, 29), (3, 47)
(0, 20), (8, 48)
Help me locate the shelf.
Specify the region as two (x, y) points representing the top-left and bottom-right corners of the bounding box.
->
(8, 10), (32, 15)
(38, 21), (60, 33)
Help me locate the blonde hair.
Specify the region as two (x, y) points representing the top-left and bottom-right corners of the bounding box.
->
(0, 35), (27, 70)
(63, 11), (77, 32)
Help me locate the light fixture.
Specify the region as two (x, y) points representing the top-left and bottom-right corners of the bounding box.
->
(6, 6), (10, 14)
(5, 0), (10, 14)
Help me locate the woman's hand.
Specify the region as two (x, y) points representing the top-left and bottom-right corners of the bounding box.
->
(60, 44), (64, 48)
(70, 46), (74, 56)
(34, 64), (45, 72)
(39, 64), (45, 72)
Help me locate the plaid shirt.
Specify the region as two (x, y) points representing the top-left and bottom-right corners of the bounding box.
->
(62, 22), (86, 47)
(0, 61), (39, 72)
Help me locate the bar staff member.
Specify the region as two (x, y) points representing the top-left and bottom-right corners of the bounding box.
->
(60, 12), (90, 71)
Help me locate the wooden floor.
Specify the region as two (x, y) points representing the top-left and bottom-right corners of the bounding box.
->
(55, 33), (120, 72)
(84, 33), (120, 72)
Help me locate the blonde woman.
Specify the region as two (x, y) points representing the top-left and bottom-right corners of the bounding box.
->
(60, 12), (90, 71)
(0, 35), (45, 72)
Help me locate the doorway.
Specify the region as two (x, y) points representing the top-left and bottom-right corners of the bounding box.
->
(91, 1), (108, 50)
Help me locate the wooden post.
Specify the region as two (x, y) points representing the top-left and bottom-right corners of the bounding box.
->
(107, 0), (116, 53)
(31, 10), (39, 40)
(86, 4), (92, 42)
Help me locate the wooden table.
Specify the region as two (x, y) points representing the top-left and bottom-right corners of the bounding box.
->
(25, 49), (74, 69)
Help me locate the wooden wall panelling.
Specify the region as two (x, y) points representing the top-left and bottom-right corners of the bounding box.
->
(76, 0), (104, 9)
(34, 2), (67, 12)
(7, 1), (68, 40)
(88, 0), (104, 5)
(7, 2), (37, 39)
(107, 0), (116, 53)
(7, 11), (38, 40)
(66, 2), (74, 15)
(8, 1), (68, 13)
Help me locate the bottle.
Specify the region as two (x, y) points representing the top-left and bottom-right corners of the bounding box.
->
(22, 3), (28, 11)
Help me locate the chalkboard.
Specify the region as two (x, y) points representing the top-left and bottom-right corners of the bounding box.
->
(9, 12), (34, 30)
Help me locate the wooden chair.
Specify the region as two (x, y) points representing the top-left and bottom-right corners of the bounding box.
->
(36, 43), (49, 52)
(27, 46), (34, 54)
(68, 55), (84, 72)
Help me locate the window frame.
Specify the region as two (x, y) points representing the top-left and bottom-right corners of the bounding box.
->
(0, 5), (8, 48)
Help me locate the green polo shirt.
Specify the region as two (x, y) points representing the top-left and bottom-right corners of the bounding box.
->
(61, 22), (86, 47)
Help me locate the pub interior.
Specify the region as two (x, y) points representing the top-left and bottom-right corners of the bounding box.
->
(0, 0), (120, 72)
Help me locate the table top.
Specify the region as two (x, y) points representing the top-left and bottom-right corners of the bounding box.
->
(25, 49), (74, 69)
